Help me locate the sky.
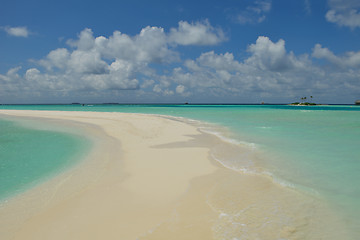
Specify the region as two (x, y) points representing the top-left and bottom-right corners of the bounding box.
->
(0, 0), (360, 104)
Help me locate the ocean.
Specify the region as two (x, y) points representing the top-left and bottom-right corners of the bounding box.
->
(0, 104), (359, 238)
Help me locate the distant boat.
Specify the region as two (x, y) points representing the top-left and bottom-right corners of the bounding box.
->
(355, 100), (360, 105)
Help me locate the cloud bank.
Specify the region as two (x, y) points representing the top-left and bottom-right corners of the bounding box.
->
(0, 21), (359, 104)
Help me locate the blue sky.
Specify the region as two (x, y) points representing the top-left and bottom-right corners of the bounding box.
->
(1, 0), (360, 104)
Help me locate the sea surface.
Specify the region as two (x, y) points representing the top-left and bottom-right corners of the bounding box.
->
(0, 104), (359, 237)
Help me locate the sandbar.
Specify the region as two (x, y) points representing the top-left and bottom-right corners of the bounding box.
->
(0, 110), (351, 240)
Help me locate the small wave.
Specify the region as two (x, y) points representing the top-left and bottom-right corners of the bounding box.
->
(210, 153), (258, 175)
(199, 127), (257, 150)
(262, 171), (296, 188)
(262, 171), (321, 196)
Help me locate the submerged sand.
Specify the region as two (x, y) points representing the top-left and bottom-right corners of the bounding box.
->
(0, 110), (352, 240)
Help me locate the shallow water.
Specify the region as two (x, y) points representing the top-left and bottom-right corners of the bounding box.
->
(1, 104), (359, 238)
(0, 117), (90, 201)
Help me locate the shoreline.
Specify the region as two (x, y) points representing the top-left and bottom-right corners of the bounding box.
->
(0, 110), (352, 239)
(0, 110), (218, 239)
(0, 115), (94, 202)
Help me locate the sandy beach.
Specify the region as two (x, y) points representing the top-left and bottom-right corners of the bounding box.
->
(0, 110), (351, 240)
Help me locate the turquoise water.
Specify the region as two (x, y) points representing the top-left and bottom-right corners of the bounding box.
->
(1, 104), (359, 234)
(0, 117), (90, 201)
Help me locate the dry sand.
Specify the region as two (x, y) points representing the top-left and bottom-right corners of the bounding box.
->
(0, 110), (351, 240)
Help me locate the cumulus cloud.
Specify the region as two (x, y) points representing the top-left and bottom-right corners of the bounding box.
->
(0, 67), (22, 83)
(165, 36), (359, 103)
(175, 85), (185, 94)
(68, 50), (109, 74)
(0, 21), (225, 99)
(171, 52), (244, 90)
(312, 44), (360, 68)
(30, 26), (184, 93)
(68, 27), (178, 64)
(67, 28), (95, 50)
(40, 48), (70, 71)
(326, 0), (360, 28)
(194, 51), (242, 71)
(2, 26), (30, 37)
(236, 0), (272, 24)
(246, 36), (305, 71)
(168, 20), (226, 46)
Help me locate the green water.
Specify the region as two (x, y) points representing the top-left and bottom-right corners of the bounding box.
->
(0, 117), (90, 200)
(1, 104), (359, 236)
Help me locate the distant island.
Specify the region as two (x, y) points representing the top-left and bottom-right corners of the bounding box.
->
(290, 96), (317, 105)
(290, 102), (317, 106)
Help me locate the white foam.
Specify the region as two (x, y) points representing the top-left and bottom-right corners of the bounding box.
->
(210, 153), (258, 175)
(199, 127), (257, 150)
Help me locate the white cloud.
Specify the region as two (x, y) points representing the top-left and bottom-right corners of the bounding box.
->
(68, 50), (109, 74)
(0, 67), (22, 82)
(171, 52), (244, 90)
(166, 37), (360, 103)
(312, 44), (338, 62)
(195, 51), (242, 71)
(30, 26), (183, 93)
(163, 89), (174, 96)
(24, 68), (68, 91)
(153, 84), (162, 93)
(140, 79), (155, 89)
(312, 44), (360, 68)
(17, 22), (224, 95)
(175, 85), (185, 94)
(67, 28), (95, 50)
(40, 48), (70, 71)
(236, 0), (272, 24)
(326, 0), (360, 28)
(3, 26), (30, 37)
(168, 20), (226, 46)
(94, 27), (178, 63)
(246, 36), (304, 71)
